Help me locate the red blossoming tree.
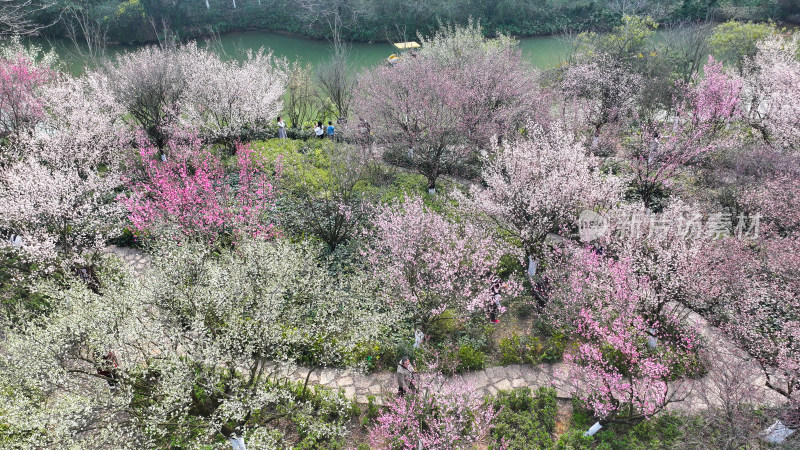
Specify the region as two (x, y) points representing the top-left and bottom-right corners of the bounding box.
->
(0, 50), (52, 144)
(121, 139), (280, 243)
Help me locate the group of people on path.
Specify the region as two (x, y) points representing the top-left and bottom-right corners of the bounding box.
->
(275, 117), (335, 140)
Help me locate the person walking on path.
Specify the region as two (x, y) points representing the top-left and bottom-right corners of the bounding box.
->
(326, 121), (335, 140)
(277, 117), (287, 139)
(396, 356), (416, 397)
(488, 275), (502, 323)
(314, 121), (324, 139)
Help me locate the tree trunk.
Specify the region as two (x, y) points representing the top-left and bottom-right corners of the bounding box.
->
(426, 175), (436, 194)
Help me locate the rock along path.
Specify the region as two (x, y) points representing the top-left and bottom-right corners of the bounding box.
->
(104, 246), (787, 411)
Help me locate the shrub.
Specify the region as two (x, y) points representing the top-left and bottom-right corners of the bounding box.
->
(500, 334), (540, 365)
(456, 343), (486, 373)
(499, 332), (565, 365)
(427, 308), (464, 342)
(281, 382), (360, 449)
(348, 340), (402, 373)
(361, 394), (381, 428)
(562, 403), (687, 449)
(490, 387), (557, 449)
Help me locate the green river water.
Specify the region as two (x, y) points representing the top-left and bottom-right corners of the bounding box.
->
(26, 30), (574, 74)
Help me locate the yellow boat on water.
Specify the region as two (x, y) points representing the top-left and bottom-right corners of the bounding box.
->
(387, 41), (420, 64)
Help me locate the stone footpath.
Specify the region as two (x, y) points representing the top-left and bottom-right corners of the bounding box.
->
(105, 245), (152, 276)
(265, 363), (573, 406)
(103, 246), (787, 411)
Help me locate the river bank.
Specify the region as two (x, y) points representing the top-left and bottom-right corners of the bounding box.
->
(33, 0), (799, 47)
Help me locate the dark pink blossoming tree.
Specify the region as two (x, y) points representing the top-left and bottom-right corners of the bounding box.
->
(121, 139), (280, 243)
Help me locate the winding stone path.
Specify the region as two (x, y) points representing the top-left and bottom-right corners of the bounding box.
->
(103, 245), (787, 411)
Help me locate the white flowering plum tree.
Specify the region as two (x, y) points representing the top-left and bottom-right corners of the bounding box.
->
(105, 43), (286, 149)
(741, 35), (800, 151)
(181, 44), (287, 145)
(0, 72), (124, 260)
(0, 239), (393, 447)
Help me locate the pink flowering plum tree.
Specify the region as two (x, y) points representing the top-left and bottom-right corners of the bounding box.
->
(689, 56), (743, 127)
(737, 169), (800, 237)
(595, 200), (714, 316)
(463, 123), (622, 276)
(353, 25), (538, 193)
(368, 373), (500, 449)
(559, 52), (643, 135)
(416, 21), (540, 149)
(0, 47), (53, 145)
(565, 305), (696, 424)
(0, 72), (125, 260)
(686, 171), (800, 423)
(626, 57), (742, 210)
(353, 56), (468, 193)
(741, 35), (800, 151)
(121, 139), (279, 244)
(366, 195), (518, 332)
(687, 234), (800, 425)
(544, 246), (699, 423)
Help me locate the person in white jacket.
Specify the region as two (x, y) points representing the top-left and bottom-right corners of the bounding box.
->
(277, 116), (287, 139)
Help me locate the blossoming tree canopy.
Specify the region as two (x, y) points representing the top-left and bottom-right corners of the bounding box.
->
(353, 23), (538, 192)
(742, 35), (800, 151)
(369, 373), (500, 449)
(0, 49), (53, 143)
(0, 239), (393, 447)
(105, 43), (287, 148)
(0, 72), (124, 260)
(466, 123), (623, 268)
(545, 246), (699, 423)
(121, 140), (280, 243)
(366, 195), (519, 331)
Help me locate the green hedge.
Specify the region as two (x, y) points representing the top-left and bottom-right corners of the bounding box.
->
(490, 387), (558, 449)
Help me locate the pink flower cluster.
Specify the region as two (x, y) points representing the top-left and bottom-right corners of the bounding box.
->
(0, 53), (52, 140)
(366, 196), (519, 329)
(547, 246), (697, 422)
(121, 139), (279, 243)
(690, 56), (742, 126)
(368, 374), (502, 449)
